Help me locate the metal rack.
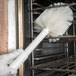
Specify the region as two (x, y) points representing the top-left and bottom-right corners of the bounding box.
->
(31, 56), (76, 72)
(30, 0), (76, 76)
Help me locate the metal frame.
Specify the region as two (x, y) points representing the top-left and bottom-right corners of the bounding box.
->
(17, 0), (24, 76)
(31, 56), (76, 73)
(30, 0), (76, 76)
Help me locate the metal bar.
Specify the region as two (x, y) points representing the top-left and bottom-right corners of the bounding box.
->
(48, 36), (76, 39)
(30, 0), (35, 76)
(60, 72), (68, 76)
(36, 47), (68, 51)
(34, 53), (67, 60)
(69, 65), (76, 69)
(33, 35), (76, 39)
(31, 56), (73, 69)
(60, 62), (76, 69)
(73, 19), (76, 62)
(32, 3), (76, 10)
(33, 67), (76, 73)
(60, 64), (69, 69)
(18, 0), (24, 76)
(32, 7), (76, 11)
(8, 0), (17, 53)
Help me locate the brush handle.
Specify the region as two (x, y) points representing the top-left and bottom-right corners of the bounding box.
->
(9, 28), (49, 70)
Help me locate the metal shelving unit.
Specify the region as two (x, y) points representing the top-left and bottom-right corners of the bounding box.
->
(29, 0), (76, 76)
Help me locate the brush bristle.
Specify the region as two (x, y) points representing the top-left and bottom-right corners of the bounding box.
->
(35, 4), (73, 36)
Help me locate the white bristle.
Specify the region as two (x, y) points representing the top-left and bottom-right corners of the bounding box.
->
(35, 4), (73, 36)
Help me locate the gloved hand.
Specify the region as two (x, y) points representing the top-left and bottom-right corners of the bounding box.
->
(0, 49), (24, 76)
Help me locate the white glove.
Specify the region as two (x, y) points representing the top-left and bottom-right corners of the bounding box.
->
(0, 49), (24, 76)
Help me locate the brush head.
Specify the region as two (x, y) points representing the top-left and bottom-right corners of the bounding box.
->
(35, 3), (73, 36)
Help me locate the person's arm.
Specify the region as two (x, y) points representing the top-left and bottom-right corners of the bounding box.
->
(0, 49), (24, 76)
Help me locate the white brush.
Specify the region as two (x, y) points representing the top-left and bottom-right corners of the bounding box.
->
(35, 4), (73, 36)
(9, 3), (73, 70)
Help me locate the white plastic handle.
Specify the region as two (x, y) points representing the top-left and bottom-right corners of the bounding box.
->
(9, 28), (49, 70)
